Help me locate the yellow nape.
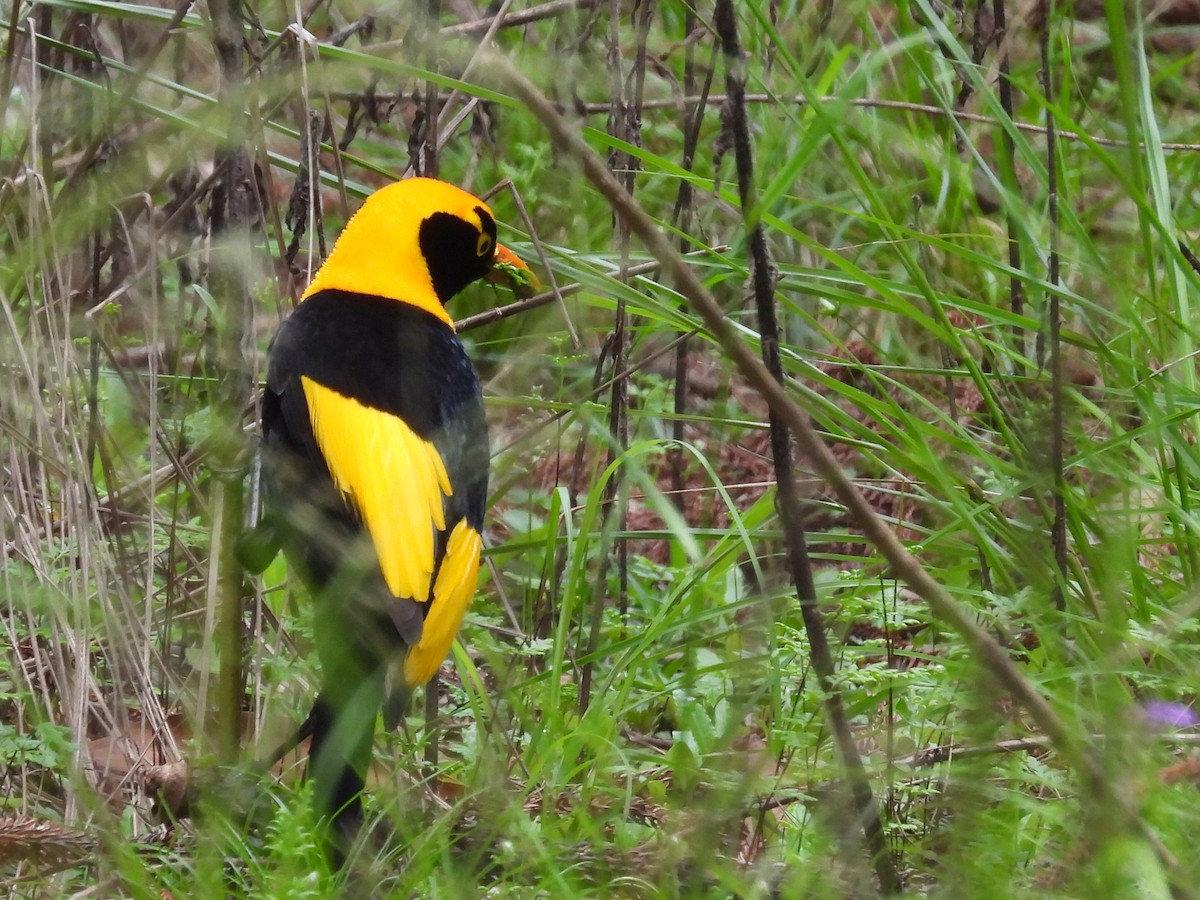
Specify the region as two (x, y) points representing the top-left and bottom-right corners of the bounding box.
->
(403, 520), (483, 687)
(301, 376), (452, 601)
(301, 178), (495, 327)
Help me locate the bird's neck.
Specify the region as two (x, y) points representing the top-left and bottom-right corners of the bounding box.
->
(300, 222), (454, 328)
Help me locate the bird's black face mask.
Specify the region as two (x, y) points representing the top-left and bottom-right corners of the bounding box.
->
(419, 207), (497, 303)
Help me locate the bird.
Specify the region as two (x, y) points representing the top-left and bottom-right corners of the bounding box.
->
(258, 177), (532, 861)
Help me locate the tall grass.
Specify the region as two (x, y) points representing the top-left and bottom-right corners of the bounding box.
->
(1, 0), (1199, 896)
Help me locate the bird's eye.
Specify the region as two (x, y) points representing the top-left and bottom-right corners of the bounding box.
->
(476, 233), (494, 258)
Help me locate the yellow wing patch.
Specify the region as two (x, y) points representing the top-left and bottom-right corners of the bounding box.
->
(403, 520), (482, 687)
(301, 376), (452, 601)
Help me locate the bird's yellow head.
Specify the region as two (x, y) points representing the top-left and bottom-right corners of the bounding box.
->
(301, 177), (532, 328)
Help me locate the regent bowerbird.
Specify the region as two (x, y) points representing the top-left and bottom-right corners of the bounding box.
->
(259, 177), (533, 860)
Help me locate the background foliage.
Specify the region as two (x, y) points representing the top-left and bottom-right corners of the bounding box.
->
(1, 0), (1200, 896)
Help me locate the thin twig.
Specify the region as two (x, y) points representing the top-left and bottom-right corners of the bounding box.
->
(712, 3), (897, 892)
(456, 257), (664, 332)
(439, 0), (599, 37)
(1179, 239), (1200, 277)
(481, 177), (581, 346)
(420, 0), (443, 775)
(565, 94), (1200, 152)
(1042, 7), (1067, 608)
(579, 0), (642, 715)
(668, 15), (715, 507)
(765, 730), (1200, 801)
(990, 0), (1027, 360)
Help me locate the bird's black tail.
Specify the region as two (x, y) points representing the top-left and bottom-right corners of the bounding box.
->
(306, 681), (381, 865)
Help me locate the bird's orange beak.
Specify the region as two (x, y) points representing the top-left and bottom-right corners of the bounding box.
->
(489, 243), (540, 298)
